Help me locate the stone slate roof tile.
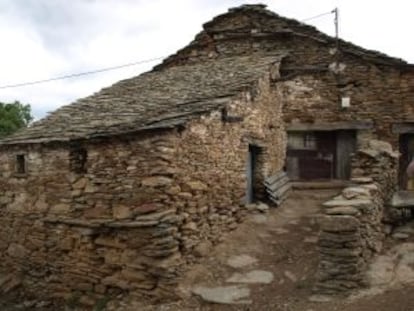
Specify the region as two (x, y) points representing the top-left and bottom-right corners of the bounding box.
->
(1, 54), (284, 145)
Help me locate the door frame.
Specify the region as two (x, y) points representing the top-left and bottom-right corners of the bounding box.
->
(246, 144), (261, 203)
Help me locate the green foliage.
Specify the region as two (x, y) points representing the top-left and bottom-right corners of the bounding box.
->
(0, 100), (33, 138)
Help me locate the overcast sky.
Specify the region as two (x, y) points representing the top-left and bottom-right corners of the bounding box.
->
(0, 0), (412, 119)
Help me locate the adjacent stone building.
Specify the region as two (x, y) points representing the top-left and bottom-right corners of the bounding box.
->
(0, 3), (413, 303)
(0, 55), (286, 301)
(157, 4), (414, 186)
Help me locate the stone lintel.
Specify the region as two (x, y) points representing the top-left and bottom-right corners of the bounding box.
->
(392, 122), (414, 134)
(287, 121), (373, 132)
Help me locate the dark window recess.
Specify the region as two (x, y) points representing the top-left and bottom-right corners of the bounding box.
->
(70, 148), (87, 173)
(221, 108), (244, 123)
(16, 154), (26, 174)
(304, 133), (316, 149)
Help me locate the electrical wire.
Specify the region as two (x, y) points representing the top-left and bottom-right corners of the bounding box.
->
(0, 56), (164, 90)
(301, 10), (335, 22)
(0, 9), (336, 90)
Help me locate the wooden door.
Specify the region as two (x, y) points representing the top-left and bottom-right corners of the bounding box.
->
(287, 131), (336, 180)
(336, 130), (356, 179)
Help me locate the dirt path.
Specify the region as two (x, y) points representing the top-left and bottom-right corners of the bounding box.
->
(2, 189), (414, 310)
(111, 189), (414, 311)
(110, 189), (332, 310)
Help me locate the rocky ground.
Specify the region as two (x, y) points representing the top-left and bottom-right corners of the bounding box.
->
(108, 189), (414, 311)
(2, 189), (414, 310)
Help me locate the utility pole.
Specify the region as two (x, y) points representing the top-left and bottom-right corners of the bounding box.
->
(333, 8), (339, 50)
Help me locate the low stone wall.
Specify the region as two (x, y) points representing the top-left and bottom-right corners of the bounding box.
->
(1, 211), (182, 304)
(351, 140), (399, 207)
(315, 140), (398, 295)
(315, 179), (383, 294)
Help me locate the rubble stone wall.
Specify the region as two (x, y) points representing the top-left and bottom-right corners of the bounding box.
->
(351, 140), (399, 208)
(155, 5), (414, 151)
(315, 140), (398, 295)
(280, 62), (410, 148)
(0, 75), (286, 303)
(173, 76), (286, 257)
(0, 133), (183, 303)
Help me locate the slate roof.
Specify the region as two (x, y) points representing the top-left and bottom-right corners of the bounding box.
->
(218, 5), (410, 67)
(158, 4), (412, 70)
(1, 55), (284, 145)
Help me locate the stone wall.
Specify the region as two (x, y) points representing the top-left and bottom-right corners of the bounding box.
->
(0, 72), (286, 304)
(280, 61), (410, 148)
(173, 76), (286, 258)
(315, 140), (398, 295)
(154, 5), (414, 151)
(151, 3), (414, 190)
(0, 133), (184, 304)
(351, 140), (399, 221)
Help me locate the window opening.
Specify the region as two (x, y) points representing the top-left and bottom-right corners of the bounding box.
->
(16, 154), (26, 174)
(70, 148), (87, 173)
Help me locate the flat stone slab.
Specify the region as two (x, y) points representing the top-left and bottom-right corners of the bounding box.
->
(392, 232), (410, 240)
(250, 214), (268, 224)
(367, 242), (414, 288)
(342, 186), (371, 199)
(226, 270), (274, 284)
(192, 285), (251, 304)
(325, 206), (360, 216)
(308, 294), (333, 303)
(270, 227), (289, 235)
(318, 215), (359, 232)
(351, 177), (373, 184)
(227, 255), (257, 268)
(396, 223), (414, 233)
(323, 198), (372, 207)
(391, 191), (414, 208)
(366, 255), (395, 286)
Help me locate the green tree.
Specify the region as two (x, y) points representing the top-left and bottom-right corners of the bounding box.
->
(0, 101), (33, 138)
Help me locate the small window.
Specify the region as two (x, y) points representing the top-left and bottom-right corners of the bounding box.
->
(304, 133), (316, 149)
(16, 154), (26, 174)
(288, 132), (317, 150)
(69, 148), (87, 173)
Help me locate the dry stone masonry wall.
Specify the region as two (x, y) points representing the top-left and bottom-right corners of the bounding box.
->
(0, 134), (184, 303)
(156, 4), (414, 150)
(0, 71), (286, 304)
(315, 140), (399, 295)
(172, 76), (286, 260)
(351, 140), (400, 221)
(1, 3), (412, 306)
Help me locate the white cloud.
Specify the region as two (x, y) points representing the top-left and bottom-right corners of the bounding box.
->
(0, 0), (412, 119)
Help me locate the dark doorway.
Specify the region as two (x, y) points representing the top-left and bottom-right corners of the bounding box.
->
(246, 144), (261, 203)
(286, 130), (356, 181)
(399, 134), (414, 190)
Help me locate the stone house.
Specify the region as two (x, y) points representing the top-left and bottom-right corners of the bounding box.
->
(0, 55), (286, 300)
(157, 4), (414, 187)
(0, 3), (413, 302)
